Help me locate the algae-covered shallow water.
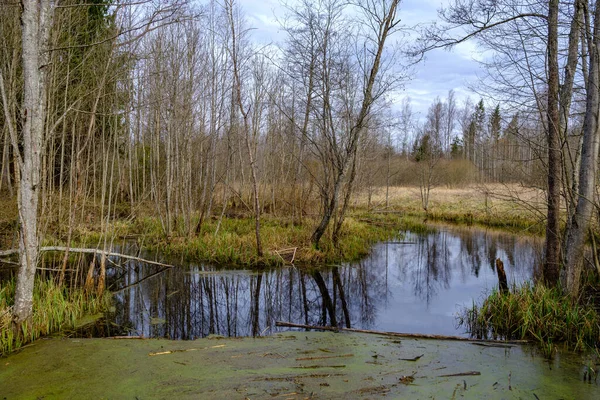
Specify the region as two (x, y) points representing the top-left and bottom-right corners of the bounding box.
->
(1, 332), (598, 399)
(85, 225), (542, 339)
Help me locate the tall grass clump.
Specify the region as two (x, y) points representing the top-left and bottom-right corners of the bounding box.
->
(459, 282), (600, 357)
(0, 279), (110, 356)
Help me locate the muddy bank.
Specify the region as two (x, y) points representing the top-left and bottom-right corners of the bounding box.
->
(0, 331), (598, 399)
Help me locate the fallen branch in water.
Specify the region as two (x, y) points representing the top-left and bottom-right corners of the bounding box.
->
(471, 342), (514, 348)
(275, 321), (529, 344)
(0, 246), (174, 269)
(438, 371), (481, 377)
(296, 354), (354, 361)
(112, 266), (172, 293)
(399, 354), (424, 361)
(149, 344), (226, 356)
(107, 336), (146, 339)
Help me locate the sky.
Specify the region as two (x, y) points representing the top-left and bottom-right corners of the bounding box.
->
(238, 0), (484, 120)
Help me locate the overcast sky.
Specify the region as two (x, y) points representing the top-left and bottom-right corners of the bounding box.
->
(238, 0), (482, 120)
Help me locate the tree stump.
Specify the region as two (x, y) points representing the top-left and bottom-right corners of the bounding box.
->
(496, 258), (508, 294)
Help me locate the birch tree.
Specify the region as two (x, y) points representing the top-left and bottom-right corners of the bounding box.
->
(11, 0), (55, 325)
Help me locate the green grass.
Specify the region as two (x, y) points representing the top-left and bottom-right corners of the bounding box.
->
(0, 279), (110, 356)
(64, 213), (431, 267)
(458, 282), (600, 358)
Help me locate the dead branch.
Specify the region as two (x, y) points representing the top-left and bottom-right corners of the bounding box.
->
(0, 246), (174, 269)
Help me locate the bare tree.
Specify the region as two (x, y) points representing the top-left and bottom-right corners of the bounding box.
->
(309, 0), (403, 247)
(226, 0), (263, 257)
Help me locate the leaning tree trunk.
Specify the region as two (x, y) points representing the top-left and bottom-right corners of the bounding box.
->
(311, 170), (344, 248)
(564, 0), (600, 298)
(12, 0), (54, 325)
(311, 0), (400, 249)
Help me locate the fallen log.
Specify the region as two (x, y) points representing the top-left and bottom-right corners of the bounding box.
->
(0, 246), (174, 269)
(275, 321), (529, 344)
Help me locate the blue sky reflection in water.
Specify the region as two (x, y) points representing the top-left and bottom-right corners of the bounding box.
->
(103, 226), (542, 339)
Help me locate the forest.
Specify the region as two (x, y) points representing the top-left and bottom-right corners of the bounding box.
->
(1, 0), (600, 362)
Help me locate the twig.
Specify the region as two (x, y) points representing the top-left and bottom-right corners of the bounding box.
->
(291, 365), (346, 369)
(274, 247), (297, 264)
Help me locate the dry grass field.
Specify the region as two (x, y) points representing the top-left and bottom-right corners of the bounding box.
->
(354, 184), (548, 233)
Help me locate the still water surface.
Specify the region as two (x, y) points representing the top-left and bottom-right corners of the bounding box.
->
(96, 225), (543, 339)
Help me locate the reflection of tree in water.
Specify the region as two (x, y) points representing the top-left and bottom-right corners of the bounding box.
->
(454, 228), (540, 283)
(102, 229), (541, 339)
(412, 231), (451, 306)
(460, 231), (483, 277)
(107, 263), (368, 338)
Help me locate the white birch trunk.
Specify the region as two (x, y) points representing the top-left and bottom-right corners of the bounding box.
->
(13, 0), (54, 324)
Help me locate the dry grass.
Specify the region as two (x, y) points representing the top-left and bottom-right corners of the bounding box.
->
(354, 184), (547, 234)
(0, 184), (549, 265)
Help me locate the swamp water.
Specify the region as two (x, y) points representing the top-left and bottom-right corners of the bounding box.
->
(87, 225), (542, 339)
(3, 225), (600, 398)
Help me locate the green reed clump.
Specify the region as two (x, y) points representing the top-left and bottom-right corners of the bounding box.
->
(460, 282), (600, 357)
(0, 279), (110, 356)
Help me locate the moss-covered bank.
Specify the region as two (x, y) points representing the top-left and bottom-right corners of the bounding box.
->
(64, 213), (433, 267)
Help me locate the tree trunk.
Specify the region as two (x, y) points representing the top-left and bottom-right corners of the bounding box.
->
(544, 0), (561, 288)
(12, 0), (54, 325)
(564, 0), (600, 298)
(226, 0), (263, 258)
(311, 173), (343, 248)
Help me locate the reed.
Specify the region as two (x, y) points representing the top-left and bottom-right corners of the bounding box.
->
(459, 282), (600, 358)
(0, 279), (110, 356)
